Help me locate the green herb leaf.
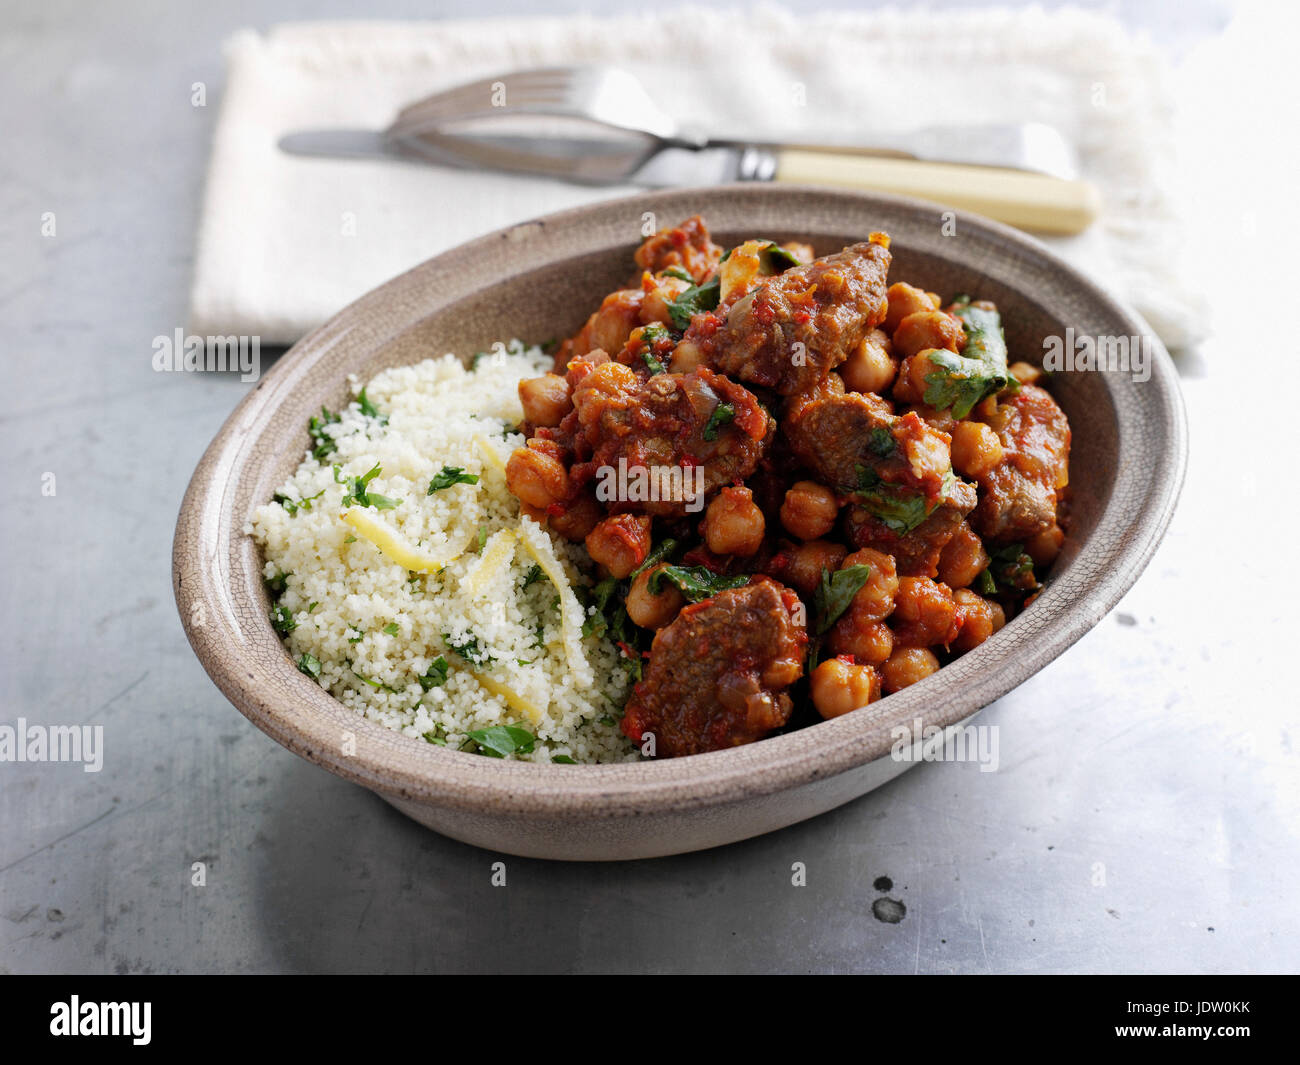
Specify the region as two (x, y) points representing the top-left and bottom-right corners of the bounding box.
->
(867, 426), (896, 457)
(921, 303), (1011, 418)
(522, 563), (545, 588)
(357, 387), (388, 425)
(551, 754), (578, 764)
(264, 568), (290, 595)
(427, 466), (480, 494)
(667, 277), (721, 330)
(629, 538), (678, 581)
(812, 565), (873, 635)
(702, 402), (736, 441)
(270, 605), (297, 636)
(854, 465), (932, 534)
(647, 565), (750, 602)
(661, 266), (694, 282)
(466, 725), (537, 758)
(307, 407), (340, 460)
(443, 633), (493, 666)
(382, 622), (400, 636)
(760, 242), (803, 272)
(418, 656), (450, 691)
(422, 730), (447, 746)
(296, 653), (322, 680)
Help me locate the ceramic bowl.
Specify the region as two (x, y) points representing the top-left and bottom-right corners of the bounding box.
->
(173, 185), (1186, 860)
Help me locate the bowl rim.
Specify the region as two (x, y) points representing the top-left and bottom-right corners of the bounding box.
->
(173, 184), (1187, 819)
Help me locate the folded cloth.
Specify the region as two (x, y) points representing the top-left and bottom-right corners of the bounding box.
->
(189, 7), (1204, 349)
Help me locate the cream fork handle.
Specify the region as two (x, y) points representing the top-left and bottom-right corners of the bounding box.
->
(775, 149), (1101, 236)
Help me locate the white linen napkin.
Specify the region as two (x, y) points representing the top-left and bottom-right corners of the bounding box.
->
(189, 7), (1203, 349)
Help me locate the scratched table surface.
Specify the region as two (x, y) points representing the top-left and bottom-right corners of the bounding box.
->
(2, 0), (1296, 974)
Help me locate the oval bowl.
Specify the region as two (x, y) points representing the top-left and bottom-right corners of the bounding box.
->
(173, 185), (1186, 860)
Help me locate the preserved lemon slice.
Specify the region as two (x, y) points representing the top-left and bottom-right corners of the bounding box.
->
(340, 507), (453, 573)
(468, 670), (544, 725)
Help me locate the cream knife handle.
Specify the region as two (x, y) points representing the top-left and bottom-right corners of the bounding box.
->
(774, 149), (1101, 236)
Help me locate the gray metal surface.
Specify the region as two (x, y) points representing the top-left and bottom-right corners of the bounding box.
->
(2, 0), (1294, 974)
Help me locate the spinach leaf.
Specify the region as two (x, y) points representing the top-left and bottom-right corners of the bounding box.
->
(629, 538), (678, 581)
(922, 303), (1011, 418)
(647, 565), (750, 602)
(667, 277), (721, 330)
(813, 565), (873, 635)
(466, 724), (537, 758)
(427, 466), (480, 494)
(854, 465), (932, 534)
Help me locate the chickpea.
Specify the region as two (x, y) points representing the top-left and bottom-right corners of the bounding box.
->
(518, 373), (572, 428)
(891, 350), (939, 404)
(937, 522), (990, 589)
(952, 588), (1006, 652)
(505, 446), (569, 510)
(780, 481), (839, 541)
(1025, 523), (1065, 567)
(585, 289), (644, 353)
(776, 539), (848, 595)
(668, 339), (703, 374)
(950, 420), (1005, 478)
(703, 486), (765, 557)
(829, 614), (894, 666)
(880, 646), (940, 693)
(892, 576), (957, 646)
(883, 282), (939, 333)
(641, 275), (691, 326)
(585, 513), (651, 578)
(811, 658), (881, 719)
(1009, 361), (1044, 386)
(626, 563), (686, 629)
(910, 404), (956, 434)
(547, 493), (604, 542)
(840, 329), (897, 394)
(841, 548), (899, 621)
(892, 310), (965, 360)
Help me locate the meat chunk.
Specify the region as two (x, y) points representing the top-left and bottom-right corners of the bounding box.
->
(567, 362), (773, 517)
(971, 384), (1071, 544)
(784, 385), (954, 501)
(633, 214), (722, 283)
(845, 477), (977, 578)
(696, 239), (891, 395)
(620, 577), (807, 756)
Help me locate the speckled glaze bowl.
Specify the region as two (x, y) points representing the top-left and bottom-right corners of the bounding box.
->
(173, 186), (1186, 861)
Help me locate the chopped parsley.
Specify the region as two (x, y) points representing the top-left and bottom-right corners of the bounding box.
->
(341, 463), (401, 510)
(270, 605), (297, 636)
(382, 622), (400, 636)
(307, 407), (340, 460)
(264, 568), (290, 595)
(854, 465), (932, 534)
(296, 652), (321, 680)
(521, 563), (545, 588)
(661, 266), (694, 282)
(465, 725), (537, 758)
(418, 656), (450, 691)
(357, 387), (388, 425)
(443, 633), (493, 666)
(274, 488), (326, 516)
(427, 466), (480, 494)
(867, 426), (897, 458)
(551, 754), (578, 764)
(667, 276), (721, 330)
(702, 402), (736, 441)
